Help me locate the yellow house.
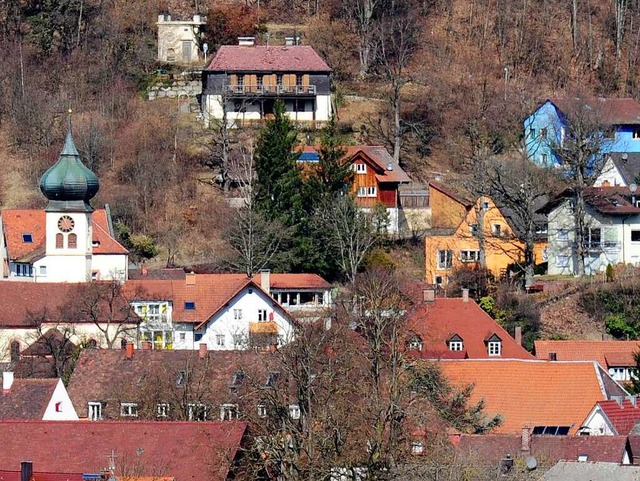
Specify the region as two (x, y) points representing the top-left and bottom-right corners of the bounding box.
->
(425, 193), (546, 285)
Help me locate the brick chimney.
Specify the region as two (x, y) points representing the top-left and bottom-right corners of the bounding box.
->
(461, 289), (469, 302)
(515, 326), (522, 346)
(521, 426), (531, 452)
(2, 372), (14, 392)
(423, 289), (435, 303)
(199, 343), (207, 359)
(141, 264), (148, 277)
(260, 269), (271, 295)
(186, 271), (196, 286)
(125, 343), (134, 359)
(141, 341), (152, 350)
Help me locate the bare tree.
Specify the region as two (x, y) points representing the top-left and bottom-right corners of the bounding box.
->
(345, 0), (382, 77)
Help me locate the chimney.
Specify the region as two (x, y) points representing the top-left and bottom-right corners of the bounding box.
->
(2, 372), (14, 392)
(461, 289), (469, 302)
(387, 162), (393, 171)
(141, 341), (152, 350)
(423, 288), (435, 303)
(158, 14), (165, 22)
(238, 36), (255, 46)
(260, 269), (271, 295)
(125, 343), (134, 359)
(141, 264), (148, 277)
(21, 462), (33, 481)
(549, 352), (557, 361)
(521, 426), (531, 452)
(186, 271), (196, 286)
(514, 326), (522, 346)
(199, 343), (207, 359)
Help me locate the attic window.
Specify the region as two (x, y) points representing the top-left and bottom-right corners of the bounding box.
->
(231, 371), (245, 386)
(266, 371), (279, 388)
(176, 370), (186, 387)
(449, 340), (463, 351)
(22, 234), (33, 243)
(185, 301), (196, 310)
(488, 340), (502, 356)
(92, 240), (100, 247)
(407, 335), (423, 351)
(354, 163), (367, 174)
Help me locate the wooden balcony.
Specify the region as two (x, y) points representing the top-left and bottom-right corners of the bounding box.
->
(225, 84), (317, 96)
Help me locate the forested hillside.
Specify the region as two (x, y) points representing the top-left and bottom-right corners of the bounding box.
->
(1, 0), (639, 269)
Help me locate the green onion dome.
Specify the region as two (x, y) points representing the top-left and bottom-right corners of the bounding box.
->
(40, 130), (99, 212)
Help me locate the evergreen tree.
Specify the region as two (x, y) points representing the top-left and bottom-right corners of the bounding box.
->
(253, 100), (302, 224)
(313, 114), (352, 197)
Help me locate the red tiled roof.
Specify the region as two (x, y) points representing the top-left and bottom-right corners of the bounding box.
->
(535, 340), (640, 367)
(251, 272), (332, 290)
(0, 379), (58, 419)
(0, 470), (83, 481)
(0, 420), (246, 481)
(457, 434), (629, 465)
(439, 360), (614, 434)
(0, 282), (137, 328)
(406, 298), (533, 360)
(206, 45), (332, 72)
(596, 399), (640, 435)
(1, 209), (127, 260)
(548, 97), (640, 125)
(347, 146), (411, 183)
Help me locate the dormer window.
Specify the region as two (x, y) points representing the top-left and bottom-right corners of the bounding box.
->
(492, 224), (502, 236)
(21, 234), (32, 243)
(448, 334), (463, 351)
(231, 371), (245, 386)
(407, 335), (423, 351)
(486, 334), (502, 356)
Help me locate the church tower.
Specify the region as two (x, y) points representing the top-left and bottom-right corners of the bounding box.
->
(39, 121), (99, 282)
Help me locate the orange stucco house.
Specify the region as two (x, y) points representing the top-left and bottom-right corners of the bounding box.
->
(425, 182), (546, 285)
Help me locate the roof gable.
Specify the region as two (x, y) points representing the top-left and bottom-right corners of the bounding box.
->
(535, 340), (640, 367)
(0, 378), (58, 419)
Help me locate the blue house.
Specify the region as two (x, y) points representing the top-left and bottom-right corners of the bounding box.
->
(524, 98), (640, 166)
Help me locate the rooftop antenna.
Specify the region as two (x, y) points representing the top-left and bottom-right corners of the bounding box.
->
(67, 104), (73, 133)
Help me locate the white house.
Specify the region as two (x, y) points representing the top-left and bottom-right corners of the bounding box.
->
(0, 129), (128, 283)
(581, 397), (640, 436)
(127, 272), (315, 350)
(0, 373), (78, 421)
(541, 186), (640, 275)
(593, 152), (640, 187)
(201, 40), (332, 127)
(156, 13), (206, 64)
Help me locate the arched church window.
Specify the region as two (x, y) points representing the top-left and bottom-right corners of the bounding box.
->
(68, 233), (77, 249)
(56, 233), (63, 249)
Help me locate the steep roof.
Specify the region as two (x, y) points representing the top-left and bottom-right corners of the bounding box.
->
(538, 186), (640, 216)
(607, 152), (640, 185)
(0, 470), (83, 481)
(1, 209), (127, 261)
(535, 340), (640, 367)
(439, 359), (622, 434)
(457, 434), (630, 465)
(428, 181), (473, 208)
(0, 420), (246, 481)
(547, 97), (640, 125)
(542, 461), (640, 481)
(206, 45), (332, 72)
(0, 378), (58, 419)
(594, 399), (640, 435)
(405, 298), (533, 360)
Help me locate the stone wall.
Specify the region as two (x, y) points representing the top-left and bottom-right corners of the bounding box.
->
(147, 80), (201, 100)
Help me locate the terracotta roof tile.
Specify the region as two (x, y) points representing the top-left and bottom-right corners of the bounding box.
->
(439, 359), (615, 434)
(406, 298), (533, 360)
(1, 209), (127, 260)
(251, 273), (332, 290)
(596, 399), (640, 435)
(535, 340), (640, 367)
(0, 379), (58, 419)
(206, 45), (331, 72)
(0, 420), (246, 481)
(0, 470), (83, 481)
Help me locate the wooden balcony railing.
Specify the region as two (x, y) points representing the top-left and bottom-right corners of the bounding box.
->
(225, 84), (317, 95)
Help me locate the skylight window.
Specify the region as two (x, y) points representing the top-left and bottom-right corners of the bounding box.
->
(185, 301), (196, 310)
(22, 234), (33, 243)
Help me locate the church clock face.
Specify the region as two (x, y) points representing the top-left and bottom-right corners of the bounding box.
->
(57, 215), (75, 233)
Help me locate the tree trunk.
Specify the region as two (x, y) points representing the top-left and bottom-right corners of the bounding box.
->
(392, 80), (401, 164)
(571, 0), (579, 53)
(574, 189), (586, 276)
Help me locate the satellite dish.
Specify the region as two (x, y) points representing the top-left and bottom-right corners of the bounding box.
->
(525, 456), (538, 470)
(631, 183), (638, 193)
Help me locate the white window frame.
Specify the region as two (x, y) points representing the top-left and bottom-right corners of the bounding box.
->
(488, 341), (502, 356)
(633, 128), (640, 140)
(39, 265), (47, 276)
(436, 250), (453, 270)
(233, 309), (243, 320)
(556, 255), (570, 268)
(460, 250), (480, 263)
(354, 163), (367, 174)
(88, 402), (102, 421)
(188, 403), (208, 421)
(258, 309), (268, 322)
(215, 334), (225, 346)
(120, 402), (138, 417)
(491, 224), (502, 236)
(449, 341), (463, 351)
(366, 186), (377, 197)
(289, 404), (301, 420)
(157, 402), (170, 418)
(257, 404), (267, 418)
(357, 187), (367, 197)
(220, 403), (239, 421)
(408, 339), (423, 351)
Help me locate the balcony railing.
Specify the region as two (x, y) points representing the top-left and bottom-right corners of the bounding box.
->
(225, 84), (317, 95)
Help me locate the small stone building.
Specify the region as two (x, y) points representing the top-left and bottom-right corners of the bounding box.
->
(157, 13), (206, 64)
